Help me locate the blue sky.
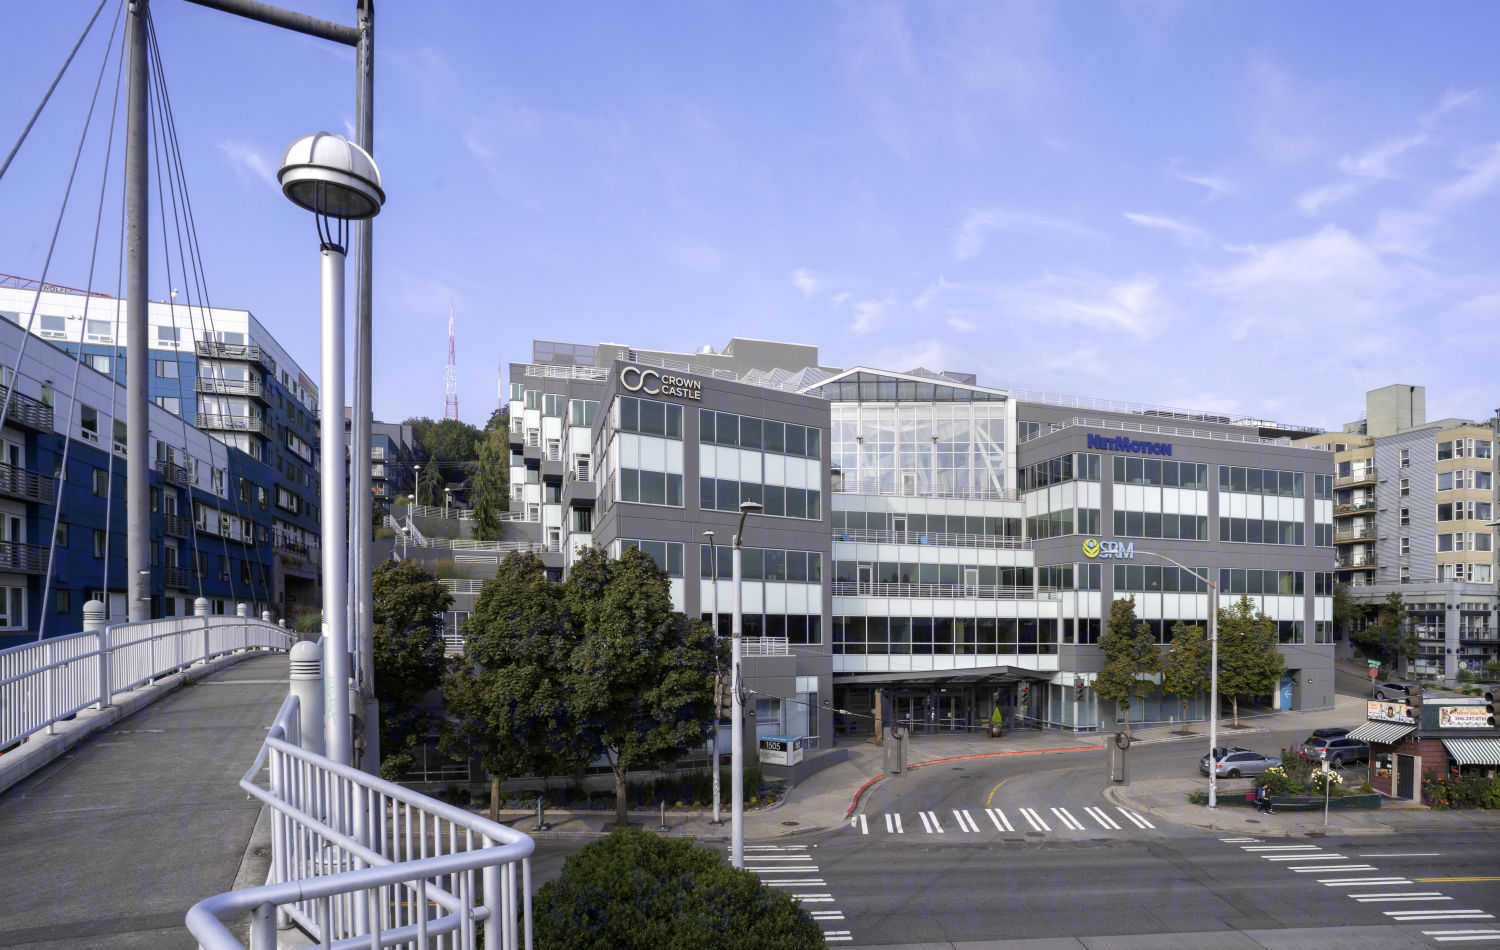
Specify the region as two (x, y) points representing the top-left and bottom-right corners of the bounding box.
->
(4, 1), (1500, 430)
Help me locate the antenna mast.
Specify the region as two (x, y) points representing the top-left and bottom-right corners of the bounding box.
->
(444, 299), (459, 420)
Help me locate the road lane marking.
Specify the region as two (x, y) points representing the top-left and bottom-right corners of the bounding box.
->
(743, 856), (816, 861)
(1083, 806), (1121, 830)
(1418, 878), (1500, 884)
(1293, 865), (1377, 872)
(1018, 807), (1051, 832)
(918, 811), (932, 834)
(986, 777), (1012, 808)
(1221, 837), (1261, 842)
(746, 845), (807, 850)
(857, 815), (868, 834)
(1424, 931), (1500, 944)
(986, 808), (1013, 832)
(1352, 894), (1451, 902)
(893, 813), (903, 834)
(1263, 854), (1348, 862)
(952, 809), (981, 833)
(1360, 853), (1441, 857)
(792, 894), (835, 902)
(765, 880), (827, 887)
(1052, 807), (1085, 831)
(810, 912), (845, 920)
(1320, 878), (1411, 886)
(1387, 910), (1494, 920)
(1243, 845), (1322, 851)
(1116, 807), (1152, 829)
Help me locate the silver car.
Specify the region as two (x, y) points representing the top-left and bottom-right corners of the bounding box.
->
(1199, 746), (1281, 779)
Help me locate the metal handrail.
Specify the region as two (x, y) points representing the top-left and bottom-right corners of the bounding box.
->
(741, 637), (791, 656)
(0, 539), (49, 574)
(834, 528), (1030, 550)
(0, 460), (55, 503)
(1010, 390), (1324, 435)
(0, 385), (54, 430)
(194, 377), (265, 398)
(1335, 468), (1378, 486)
(0, 616), (292, 751)
(833, 482), (1017, 501)
(195, 413), (268, 435)
(831, 581), (1061, 601)
(187, 693), (534, 950)
(407, 503), (475, 521)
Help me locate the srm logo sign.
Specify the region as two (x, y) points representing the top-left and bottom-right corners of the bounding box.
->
(1082, 538), (1134, 559)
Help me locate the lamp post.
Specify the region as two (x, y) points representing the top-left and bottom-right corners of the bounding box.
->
(413, 463), (420, 506)
(444, 486), (451, 518)
(731, 499), (762, 868)
(1135, 549), (1220, 808)
(705, 529), (722, 826)
(278, 132), (385, 767)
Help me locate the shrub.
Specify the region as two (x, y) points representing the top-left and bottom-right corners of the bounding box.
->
(1424, 775), (1500, 809)
(532, 828), (825, 950)
(292, 608), (323, 634)
(1256, 766), (1293, 796)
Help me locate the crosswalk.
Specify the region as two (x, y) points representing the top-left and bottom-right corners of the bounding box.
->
(1221, 837), (1498, 944)
(742, 844), (852, 943)
(852, 804), (1155, 839)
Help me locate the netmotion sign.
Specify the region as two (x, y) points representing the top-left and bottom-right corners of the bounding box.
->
(620, 366), (702, 400)
(1087, 433), (1172, 456)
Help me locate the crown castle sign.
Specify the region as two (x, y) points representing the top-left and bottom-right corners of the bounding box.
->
(620, 366), (702, 400)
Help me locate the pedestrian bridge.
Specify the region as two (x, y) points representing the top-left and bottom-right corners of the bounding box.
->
(0, 616), (534, 949)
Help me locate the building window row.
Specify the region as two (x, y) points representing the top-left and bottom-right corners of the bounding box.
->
(1114, 457), (1210, 489)
(1112, 564), (1211, 593)
(619, 397), (684, 439)
(1216, 569), (1305, 596)
(569, 399), (598, 427)
(1438, 438), (1493, 460)
(1314, 474), (1333, 500)
(700, 545), (822, 583)
(1218, 465), (1305, 497)
(699, 477), (820, 520)
(832, 510), (1021, 539)
(1113, 510), (1209, 541)
(1438, 532), (1493, 553)
(1027, 509), (1074, 540)
(833, 560), (1033, 588)
(833, 616), (1057, 655)
(1218, 517), (1304, 545)
(618, 539), (684, 577)
(700, 408), (820, 459)
(707, 612), (822, 644)
(1439, 470), (1493, 491)
(1438, 501), (1493, 522)
(619, 468), (685, 507)
(1020, 452), (1100, 492)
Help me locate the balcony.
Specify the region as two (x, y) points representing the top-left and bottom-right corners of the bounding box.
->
(0, 461), (55, 504)
(163, 565), (192, 589)
(274, 537), (318, 560)
(1335, 555), (1378, 570)
(195, 413), (267, 435)
(1334, 527), (1377, 544)
(0, 386), (53, 431)
(831, 580), (1061, 601)
(195, 376), (267, 401)
(155, 458), (189, 488)
(161, 513), (193, 537)
(194, 340), (276, 372)
(1334, 467), (1378, 488)
(834, 528), (1031, 550)
(1334, 498), (1376, 516)
(0, 540), (48, 574)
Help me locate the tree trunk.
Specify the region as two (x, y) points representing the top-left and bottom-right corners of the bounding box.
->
(613, 762), (629, 828)
(489, 774), (500, 824)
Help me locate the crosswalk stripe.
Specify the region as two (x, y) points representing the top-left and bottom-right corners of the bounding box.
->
(1243, 845), (1322, 851)
(1320, 878), (1410, 886)
(925, 810), (944, 833)
(810, 912), (845, 920)
(859, 814), (868, 835)
(894, 813), (903, 834)
(986, 807), (1013, 832)
(1221, 837), (1261, 842)
(1293, 864), (1377, 873)
(1387, 911), (1494, 921)
(1353, 894), (1452, 902)
(744, 856), (816, 862)
(1115, 807), (1154, 829)
(1083, 805), (1121, 830)
(1052, 807), (1085, 831)
(765, 880), (827, 887)
(952, 809), (980, 833)
(1018, 807), (1051, 832)
(750, 868), (820, 874)
(746, 845), (807, 850)
(1263, 854), (1347, 861)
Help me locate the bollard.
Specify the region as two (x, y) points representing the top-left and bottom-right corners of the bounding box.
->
(533, 795), (546, 832)
(262, 610), (272, 623)
(85, 600), (109, 710)
(236, 602), (248, 617)
(289, 640), (324, 756)
(659, 799), (669, 833)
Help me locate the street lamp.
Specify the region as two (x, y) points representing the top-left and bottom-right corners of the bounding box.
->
(444, 486), (451, 518)
(278, 131), (385, 768)
(731, 499), (762, 868)
(704, 529), (722, 826)
(413, 463), (420, 506)
(1135, 549), (1220, 808)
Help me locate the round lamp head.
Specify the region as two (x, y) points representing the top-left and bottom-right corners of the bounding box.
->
(278, 132), (385, 220)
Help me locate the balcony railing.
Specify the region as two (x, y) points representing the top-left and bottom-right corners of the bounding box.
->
(833, 481), (1017, 502)
(834, 528), (1031, 550)
(0, 540), (48, 574)
(161, 513), (192, 537)
(194, 339), (276, 372)
(195, 413), (267, 435)
(1333, 527), (1377, 543)
(1335, 555), (1378, 570)
(1334, 499), (1376, 515)
(194, 376), (266, 400)
(0, 460), (55, 504)
(155, 458), (190, 488)
(1334, 468), (1378, 488)
(742, 637), (792, 656)
(0, 385), (54, 431)
(831, 580), (1061, 601)
(163, 565), (193, 588)
(274, 537), (318, 559)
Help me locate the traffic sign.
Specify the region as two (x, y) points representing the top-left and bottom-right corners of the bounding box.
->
(1367, 660), (1382, 669)
(1368, 667), (1379, 680)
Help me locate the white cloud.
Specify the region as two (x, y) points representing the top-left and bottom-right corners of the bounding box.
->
(954, 208), (1097, 262)
(217, 141), (277, 189)
(1295, 181), (1362, 216)
(1431, 142), (1500, 209)
(1169, 164), (1235, 202)
(912, 275), (951, 310)
(831, 292), (851, 308)
(1370, 209), (1437, 258)
(997, 273), (1173, 338)
(849, 298), (889, 335)
(791, 268), (821, 297)
(1123, 212), (1209, 244)
(946, 315), (977, 332)
(866, 340), (969, 377)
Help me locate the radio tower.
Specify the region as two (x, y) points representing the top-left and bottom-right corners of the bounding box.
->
(444, 299), (459, 421)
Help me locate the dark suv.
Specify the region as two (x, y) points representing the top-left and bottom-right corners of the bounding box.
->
(1298, 735), (1370, 766)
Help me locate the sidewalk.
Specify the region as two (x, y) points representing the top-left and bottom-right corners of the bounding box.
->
(491, 697), (1369, 840)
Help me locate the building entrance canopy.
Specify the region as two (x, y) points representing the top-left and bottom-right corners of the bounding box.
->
(1346, 721), (1417, 744)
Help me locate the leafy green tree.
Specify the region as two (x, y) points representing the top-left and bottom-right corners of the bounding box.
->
(467, 430), (508, 541)
(1332, 583), (1367, 639)
(417, 457), (445, 507)
(1216, 595), (1286, 726)
(405, 416), (485, 466)
(371, 560), (451, 779)
(533, 828), (824, 950)
(440, 552), (589, 820)
(1162, 621), (1209, 730)
(1351, 592), (1417, 669)
(484, 405), (509, 433)
(1093, 597), (1162, 735)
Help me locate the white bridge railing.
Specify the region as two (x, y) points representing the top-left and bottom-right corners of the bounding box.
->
(0, 615), (292, 751)
(187, 692), (534, 950)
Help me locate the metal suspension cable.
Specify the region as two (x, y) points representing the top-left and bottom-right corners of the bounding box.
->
(34, 0), (129, 639)
(0, 0), (113, 184)
(146, 13), (268, 612)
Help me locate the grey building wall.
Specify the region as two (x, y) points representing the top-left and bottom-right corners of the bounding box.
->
(1366, 384), (1426, 438)
(1375, 428), (1438, 584)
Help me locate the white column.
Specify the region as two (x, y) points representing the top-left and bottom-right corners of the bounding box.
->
(320, 245), (351, 766)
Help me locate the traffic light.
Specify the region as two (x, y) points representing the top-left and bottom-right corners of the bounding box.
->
(1404, 683), (1422, 720)
(1486, 686), (1500, 727)
(1075, 680), (1086, 702)
(1019, 682), (1030, 705)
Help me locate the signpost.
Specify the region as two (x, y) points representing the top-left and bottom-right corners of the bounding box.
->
(1368, 660), (1381, 682)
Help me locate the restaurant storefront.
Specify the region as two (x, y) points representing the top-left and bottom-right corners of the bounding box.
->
(1348, 698), (1500, 803)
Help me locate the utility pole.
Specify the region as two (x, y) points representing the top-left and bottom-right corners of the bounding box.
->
(124, 0), (150, 621)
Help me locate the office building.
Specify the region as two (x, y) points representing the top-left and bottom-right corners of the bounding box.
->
(1296, 385), (1498, 681)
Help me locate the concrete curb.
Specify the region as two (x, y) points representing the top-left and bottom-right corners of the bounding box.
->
(0, 650), (264, 796)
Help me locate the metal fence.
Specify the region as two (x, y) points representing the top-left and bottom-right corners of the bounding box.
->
(0, 615), (292, 752)
(186, 693), (534, 950)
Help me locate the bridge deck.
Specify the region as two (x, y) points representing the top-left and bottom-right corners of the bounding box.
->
(0, 653), (289, 949)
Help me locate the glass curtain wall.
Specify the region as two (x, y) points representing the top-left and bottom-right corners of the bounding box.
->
(831, 403), (1007, 497)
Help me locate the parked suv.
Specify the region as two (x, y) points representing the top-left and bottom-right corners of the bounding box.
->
(1305, 727), (1350, 741)
(1199, 746), (1281, 779)
(1372, 680), (1424, 702)
(1298, 735), (1370, 766)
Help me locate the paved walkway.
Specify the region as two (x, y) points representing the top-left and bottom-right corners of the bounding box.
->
(0, 653), (289, 950)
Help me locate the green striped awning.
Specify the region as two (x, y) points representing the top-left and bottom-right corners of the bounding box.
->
(1347, 720), (1416, 744)
(1442, 738), (1500, 766)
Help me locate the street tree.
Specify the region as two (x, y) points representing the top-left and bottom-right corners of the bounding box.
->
(371, 560), (451, 780)
(406, 416), (484, 466)
(1093, 597), (1162, 735)
(467, 430), (508, 541)
(417, 456), (445, 507)
(440, 552), (590, 820)
(1332, 583), (1367, 640)
(1161, 621), (1209, 732)
(567, 544), (718, 828)
(1350, 591), (1417, 670)
(1216, 595), (1286, 726)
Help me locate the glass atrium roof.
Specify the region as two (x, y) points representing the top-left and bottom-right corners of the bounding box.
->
(800, 368), (1007, 403)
